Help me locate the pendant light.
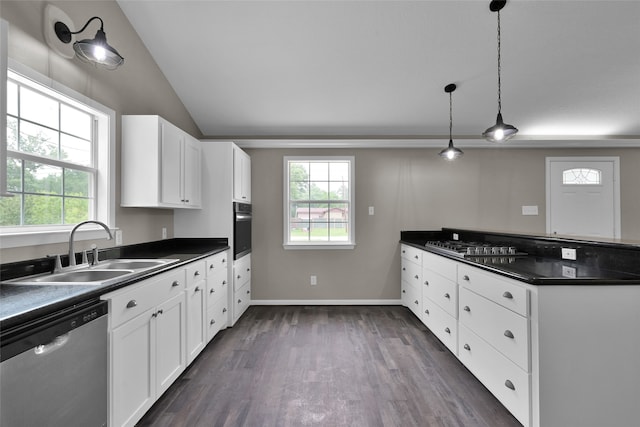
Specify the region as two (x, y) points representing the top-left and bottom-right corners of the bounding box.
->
(439, 83), (464, 161)
(54, 16), (124, 70)
(483, 0), (517, 142)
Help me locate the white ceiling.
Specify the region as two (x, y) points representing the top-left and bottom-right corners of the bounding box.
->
(117, 0), (640, 147)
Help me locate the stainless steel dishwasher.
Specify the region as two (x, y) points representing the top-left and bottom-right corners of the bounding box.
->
(0, 299), (108, 427)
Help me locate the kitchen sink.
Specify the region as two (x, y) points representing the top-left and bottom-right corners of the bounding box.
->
(4, 258), (179, 286)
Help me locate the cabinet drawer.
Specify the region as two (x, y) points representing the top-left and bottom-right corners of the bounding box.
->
(206, 271), (228, 308)
(234, 255), (251, 291)
(185, 260), (206, 288)
(423, 250), (457, 282)
(234, 285), (251, 321)
(205, 252), (228, 277)
(459, 287), (529, 371)
(458, 264), (529, 316)
(401, 258), (422, 289)
(458, 325), (530, 427)
(206, 297), (227, 342)
(422, 269), (458, 317)
(422, 296), (458, 355)
(400, 244), (422, 265)
(107, 269), (185, 329)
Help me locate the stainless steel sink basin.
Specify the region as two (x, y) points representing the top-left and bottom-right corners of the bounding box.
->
(4, 258), (179, 286)
(95, 259), (178, 270)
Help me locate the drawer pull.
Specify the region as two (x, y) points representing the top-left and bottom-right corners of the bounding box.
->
(414, 275), (419, 280)
(172, 280), (180, 287)
(210, 264), (214, 270)
(414, 300), (419, 305)
(195, 286), (201, 292)
(238, 299), (242, 304)
(505, 380), (515, 390)
(402, 289), (406, 294)
(424, 309), (429, 315)
(463, 344), (471, 351)
(462, 275), (470, 281)
(157, 309), (163, 315)
(247, 290), (251, 295)
(504, 330), (515, 339)
(237, 275), (242, 279)
(502, 291), (513, 299)
(210, 319), (215, 325)
(222, 259), (226, 263)
(222, 280), (227, 285)
(152, 312), (157, 318)
(247, 268), (250, 272)
(126, 300), (137, 309)
(194, 271), (201, 277)
(402, 267), (406, 271)
(210, 288), (215, 294)
(222, 308), (227, 313)
(424, 280), (429, 286)
(444, 293), (450, 299)
(463, 306), (471, 312)
(414, 255), (419, 260)
(444, 327), (451, 334)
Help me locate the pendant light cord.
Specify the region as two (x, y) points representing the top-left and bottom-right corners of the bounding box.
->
(496, 9), (502, 114)
(449, 90), (453, 140)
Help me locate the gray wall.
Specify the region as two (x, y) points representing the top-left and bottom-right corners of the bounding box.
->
(247, 147), (640, 301)
(0, 0), (200, 262)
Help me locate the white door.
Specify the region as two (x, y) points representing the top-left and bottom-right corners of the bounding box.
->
(546, 157), (620, 238)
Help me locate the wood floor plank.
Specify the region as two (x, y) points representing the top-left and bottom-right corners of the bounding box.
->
(137, 306), (521, 427)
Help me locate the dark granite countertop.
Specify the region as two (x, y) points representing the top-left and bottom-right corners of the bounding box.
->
(0, 238), (229, 333)
(401, 229), (640, 285)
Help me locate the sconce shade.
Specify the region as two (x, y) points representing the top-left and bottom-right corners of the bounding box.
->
(54, 17), (124, 70)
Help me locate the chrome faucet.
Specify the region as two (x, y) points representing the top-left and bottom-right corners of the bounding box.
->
(68, 220), (113, 266)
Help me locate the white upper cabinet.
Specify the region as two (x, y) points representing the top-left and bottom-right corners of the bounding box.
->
(233, 146), (251, 203)
(121, 115), (201, 209)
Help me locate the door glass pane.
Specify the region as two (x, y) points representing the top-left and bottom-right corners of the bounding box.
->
(562, 168), (601, 185)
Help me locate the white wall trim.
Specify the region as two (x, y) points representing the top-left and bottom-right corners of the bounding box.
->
(251, 299), (402, 306)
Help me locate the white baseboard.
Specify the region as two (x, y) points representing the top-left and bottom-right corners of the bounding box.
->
(250, 299), (402, 306)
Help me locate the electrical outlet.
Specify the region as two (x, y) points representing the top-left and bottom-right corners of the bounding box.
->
(561, 248), (577, 260)
(310, 275), (317, 286)
(115, 230), (123, 246)
(368, 206), (374, 215)
(453, 233), (459, 241)
(162, 227), (167, 239)
(522, 205), (539, 216)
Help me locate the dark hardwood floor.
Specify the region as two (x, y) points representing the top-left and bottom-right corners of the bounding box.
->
(138, 306), (521, 427)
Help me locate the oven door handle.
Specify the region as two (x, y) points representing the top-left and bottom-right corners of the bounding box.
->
(235, 214), (252, 221)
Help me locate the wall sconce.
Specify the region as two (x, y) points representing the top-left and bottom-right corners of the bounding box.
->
(44, 5), (124, 70)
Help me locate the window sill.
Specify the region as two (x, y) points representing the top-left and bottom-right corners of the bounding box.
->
(283, 243), (356, 250)
(0, 227), (118, 249)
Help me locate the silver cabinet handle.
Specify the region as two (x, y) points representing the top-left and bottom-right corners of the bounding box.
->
(463, 275), (470, 281)
(222, 258), (226, 263)
(126, 300), (137, 309)
(210, 288), (215, 294)
(414, 275), (419, 280)
(157, 309), (163, 315)
(238, 299), (242, 304)
(424, 309), (429, 315)
(414, 300), (419, 305)
(444, 293), (450, 299)
(444, 327), (451, 334)
(194, 271), (200, 277)
(463, 344), (471, 351)
(210, 264), (214, 270)
(505, 380), (515, 390)
(503, 291), (513, 299)
(237, 275), (241, 279)
(463, 306), (470, 312)
(402, 289), (406, 294)
(222, 308), (227, 313)
(210, 319), (215, 325)
(414, 255), (419, 260)
(222, 280), (227, 285)
(402, 249), (406, 254)
(402, 267), (406, 271)
(247, 290), (251, 294)
(424, 280), (429, 286)
(172, 280), (180, 287)
(247, 268), (250, 272)
(195, 286), (200, 292)
(152, 312), (157, 318)
(504, 330), (515, 339)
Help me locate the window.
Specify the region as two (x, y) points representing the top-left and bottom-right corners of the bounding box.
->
(562, 168), (602, 185)
(1, 62), (115, 248)
(284, 156), (354, 249)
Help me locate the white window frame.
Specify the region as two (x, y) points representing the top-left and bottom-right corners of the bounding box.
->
(1, 60), (116, 249)
(283, 155), (355, 250)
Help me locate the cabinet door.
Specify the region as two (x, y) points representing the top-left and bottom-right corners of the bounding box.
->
(155, 293), (186, 396)
(233, 147), (251, 202)
(111, 308), (156, 427)
(186, 281), (206, 364)
(160, 121), (184, 205)
(183, 136), (201, 207)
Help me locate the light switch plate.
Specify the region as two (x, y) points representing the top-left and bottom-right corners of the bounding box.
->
(115, 230), (123, 246)
(368, 206), (374, 215)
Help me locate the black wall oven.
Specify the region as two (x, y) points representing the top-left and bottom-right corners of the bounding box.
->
(233, 202), (252, 260)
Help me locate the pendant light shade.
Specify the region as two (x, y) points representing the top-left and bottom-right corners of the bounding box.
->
(54, 16), (124, 70)
(483, 0), (517, 143)
(439, 83), (464, 161)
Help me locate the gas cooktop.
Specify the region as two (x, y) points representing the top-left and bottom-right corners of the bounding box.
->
(424, 240), (527, 259)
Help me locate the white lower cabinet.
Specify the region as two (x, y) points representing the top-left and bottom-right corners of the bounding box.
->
(206, 252), (229, 340)
(233, 254), (251, 322)
(185, 261), (206, 364)
(105, 269), (187, 427)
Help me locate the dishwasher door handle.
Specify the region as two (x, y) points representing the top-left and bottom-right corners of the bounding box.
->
(34, 334), (70, 356)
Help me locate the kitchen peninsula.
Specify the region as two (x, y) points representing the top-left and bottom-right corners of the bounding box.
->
(400, 228), (640, 427)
